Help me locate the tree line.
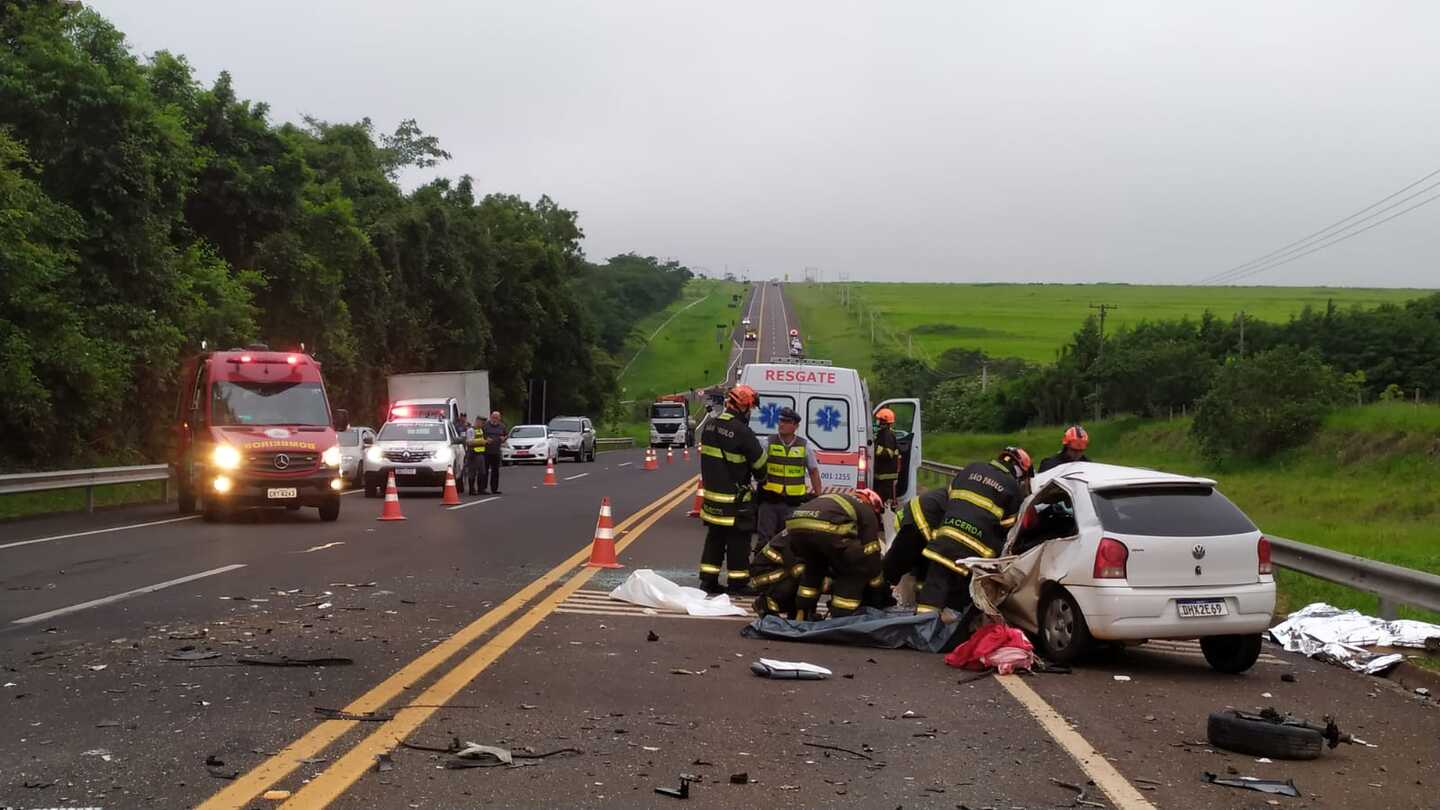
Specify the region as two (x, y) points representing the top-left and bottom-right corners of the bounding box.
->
(875, 293), (1440, 461)
(1, 1), (692, 468)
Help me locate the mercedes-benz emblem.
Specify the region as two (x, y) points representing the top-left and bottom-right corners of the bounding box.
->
(1191, 544), (1206, 560)
(273, 453), (290, 470)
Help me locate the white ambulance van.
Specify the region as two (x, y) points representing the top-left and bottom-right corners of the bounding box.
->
(737, 359), (922, 499)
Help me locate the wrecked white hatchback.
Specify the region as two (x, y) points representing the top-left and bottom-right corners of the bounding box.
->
(972, 462), (1276, 673)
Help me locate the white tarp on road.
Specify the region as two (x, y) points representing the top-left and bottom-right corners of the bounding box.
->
(1268, 602), (1440, 675)
(609, 569), (749, 617)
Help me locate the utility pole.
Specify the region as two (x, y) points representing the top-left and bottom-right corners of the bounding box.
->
(870, 312), (876, 345)
(1238, 310), (1246, 357)
(1089, 303), (1118, 357)
(981, 362), (989, 392)
(907, 333), (913, 357)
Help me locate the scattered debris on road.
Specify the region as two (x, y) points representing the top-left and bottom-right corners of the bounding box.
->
(647, 630), (660, 642)
(944, 623), (1035, 674)
(670, 668), (707, 676)
(204, 754), (239, 780)
(168, 650), (221, 662)
(1281, 673), (1298, 683)
(1112, 675), (1132, 682)
(729, 772), (749, 784)
(261, 788), (292, 800)
(1201, 771), (1300, 797)
(750, 658), (831, 679)
(654, 775), (691, 799)
(1208, 708), (1376, 760)
(802, 741), (873, 761)
(240, 655), (353, 667)
(374, 752), (395, 772)
(313, 707), (394, 722)
(1049, 777), (1106, 808)
(1269, 603), (1440, 674)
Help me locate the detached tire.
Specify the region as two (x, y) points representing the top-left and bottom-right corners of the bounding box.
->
(1036, 588), (1093, 664)
(1206, 711), (1324, 760)
(1201, 634), (1263, 674)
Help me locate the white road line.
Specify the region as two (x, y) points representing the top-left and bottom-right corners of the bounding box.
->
(617, 462), (633, 468)
(563, 473), (590, 481)
(995, 675), (1156, 809)
(11, 564), (248, 625)
(0, 515), (202, 552)
(294, 541), (346, 554)
(446, 496), (500, 511)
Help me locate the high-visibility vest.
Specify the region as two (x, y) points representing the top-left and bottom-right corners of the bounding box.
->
(762, 435), (809, 499)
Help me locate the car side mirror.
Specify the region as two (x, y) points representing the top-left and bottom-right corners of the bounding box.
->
(333, 409), (350, 432)
(363, 435), (374, 446)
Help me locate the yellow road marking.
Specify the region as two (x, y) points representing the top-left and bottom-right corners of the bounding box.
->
(278, 481), (698, 807)
(995, 675), (1156, 809)
(197, 476), (698, 809)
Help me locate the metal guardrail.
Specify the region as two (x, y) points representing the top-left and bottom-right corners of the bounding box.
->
(595, 437), (635, 449)
(0, 464), (171, 512)
(918, 460), (1440, 619)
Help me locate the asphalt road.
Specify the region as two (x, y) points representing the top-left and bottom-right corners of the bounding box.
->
(3, 281), (1437, 808)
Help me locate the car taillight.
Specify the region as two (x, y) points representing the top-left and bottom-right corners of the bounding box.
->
(1093, 537), (1128, 579)
(1258, 535), (1272, 575)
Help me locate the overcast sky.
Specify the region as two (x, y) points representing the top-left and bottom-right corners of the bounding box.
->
(91, 1), (1440, 287)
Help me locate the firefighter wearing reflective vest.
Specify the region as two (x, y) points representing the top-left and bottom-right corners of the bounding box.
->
(785, 489), (887, 620)
(747, 527), (802, 618)
(872, 408), (901, 504)
(880, 486), (948, 588)
(915, 447), (1032, 614)
(754, 407), (822, 553)
(698, 385), (767, 595)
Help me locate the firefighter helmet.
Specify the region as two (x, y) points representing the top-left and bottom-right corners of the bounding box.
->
(874, 408), (896, 425)
(997, 446), (1033, 481)
(726, 385), (758, 412)
(1062, 425), (1089, 451)
(853, 488), (885, 515)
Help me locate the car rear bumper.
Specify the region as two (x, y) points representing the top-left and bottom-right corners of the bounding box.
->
(1067, 581), (1276, 640)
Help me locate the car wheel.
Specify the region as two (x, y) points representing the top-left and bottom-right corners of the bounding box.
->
(1200, 634), (1263, 674)
(587, 445), (596, 462)
(201, 500), (227, 523)
(1037, 588), (1092, 664)
(318, 497), (341, 522)
(1206, 710), (1324, 760)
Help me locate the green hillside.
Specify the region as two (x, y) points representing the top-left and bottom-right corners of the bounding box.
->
(618, 278), (743, 401)
(789, 282), (1427, 368)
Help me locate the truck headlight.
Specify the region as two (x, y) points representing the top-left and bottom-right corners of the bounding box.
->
(321, 446), (342, 467)
(434, 446), (454, 464)
(212, 444), (242, 470)
(366, 446), (384, 465)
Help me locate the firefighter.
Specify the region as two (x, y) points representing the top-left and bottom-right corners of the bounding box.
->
(748, 528), (803, 618)
(1038, 425), (1090, 473)
(754, 407), (822, 553)
(464, 415), (487, 495)
(872, 408), (901, 505)
(786, 489), (887, 620)
(698, 385), (767, 595)
(880, 486), (948, 588)
(915, 447), (1032, 615)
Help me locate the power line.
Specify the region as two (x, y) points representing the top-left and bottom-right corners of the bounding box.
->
(1210, 188), (1440, 285)
(1199, 166), (1440, 285)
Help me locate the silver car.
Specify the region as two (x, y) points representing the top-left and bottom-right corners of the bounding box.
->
(547, 416), (596, 462)
(336, 427), (376, 485)
(362, 419), (464, 496)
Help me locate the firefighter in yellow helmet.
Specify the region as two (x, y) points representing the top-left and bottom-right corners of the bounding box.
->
(697, 385), (767, 595)
(872, 408), (901, 506)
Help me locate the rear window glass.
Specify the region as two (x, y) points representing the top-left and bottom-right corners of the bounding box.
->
(806, 396), (850, 451)
(1091, 487), (1257, 537)
(749, 395), (797, 437)
(511, 426), (545, 439)
(549, 419), (582, 432)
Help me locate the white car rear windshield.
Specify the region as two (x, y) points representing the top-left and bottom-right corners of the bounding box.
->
(380, 423), (446, 441)
(1091, 487), (1256, 537)
(511, 426), (545, 439)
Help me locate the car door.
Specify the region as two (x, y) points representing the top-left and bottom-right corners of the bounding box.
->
(447, 422), (464, 477)
(582, 419), (595, 456)
(874, 398), (922, 500)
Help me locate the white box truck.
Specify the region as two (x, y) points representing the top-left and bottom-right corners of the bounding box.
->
(386, 370), (491, 428)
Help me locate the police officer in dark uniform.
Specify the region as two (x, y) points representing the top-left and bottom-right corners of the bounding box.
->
(784, 488), (887, 620)
(915, 447), (1032, 615)
(698, 385), (766, 595)
(480, 411), (508, 494)
(872, 408), (901, 505)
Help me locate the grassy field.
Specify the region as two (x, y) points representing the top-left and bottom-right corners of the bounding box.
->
(618, 278), (744, 402)
(920, 402), (1440, 622)
(789, 282), (1428, 367)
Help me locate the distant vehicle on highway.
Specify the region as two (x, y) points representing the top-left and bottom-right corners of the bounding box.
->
(502, 425), (560, 465)
(171, 344), (348, 522)
(387, 370), (490, 430)
(648, 395), (693, 449)
(547, 416), (597, 462)
(363, 418), (464, 497)
(744, 329), (758, 342)
(996, 462), (1277, 673)
(336, 426), (376, 484)
(737, 360), (920, 498)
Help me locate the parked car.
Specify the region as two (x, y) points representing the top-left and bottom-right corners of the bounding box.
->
(502, 425), (559, 465)
(336, 426), (376, 484)
(362, 418), (464, 497)
(547, 416), (596, 462)
(989, 462), (1276, 673)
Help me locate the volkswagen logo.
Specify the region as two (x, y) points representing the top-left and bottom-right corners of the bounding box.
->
(273, 453), (291, 470)
(1191, 544), (1206, 560)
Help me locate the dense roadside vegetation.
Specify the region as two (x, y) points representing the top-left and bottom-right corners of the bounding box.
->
(1, 1), (691, 471)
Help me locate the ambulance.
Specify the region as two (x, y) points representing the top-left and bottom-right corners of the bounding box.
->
(736, 359), (922, 498)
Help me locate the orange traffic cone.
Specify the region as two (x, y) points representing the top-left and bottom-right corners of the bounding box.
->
(644, 448), (659, 471)
(585, 497), (623, 568)
(683, 445), (690, 461)
(543, 457), (558, 487)
(440, 468), (462, 506)
(666, 447), (674, 464)
(687, 481), (704, 518)
(377, 471), (406, 521)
